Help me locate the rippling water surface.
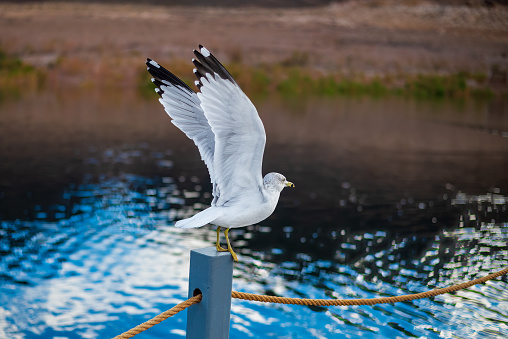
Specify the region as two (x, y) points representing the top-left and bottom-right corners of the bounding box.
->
(0, 91), (507, 338)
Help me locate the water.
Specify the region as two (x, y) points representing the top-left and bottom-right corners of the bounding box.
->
(0, 90), (507, 338)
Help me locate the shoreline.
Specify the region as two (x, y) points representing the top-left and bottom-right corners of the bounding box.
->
(0, 1), (507, 97)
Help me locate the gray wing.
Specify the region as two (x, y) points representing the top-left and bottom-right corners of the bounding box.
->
(146, 59), (218, 201)
(192, 45), (266, 207)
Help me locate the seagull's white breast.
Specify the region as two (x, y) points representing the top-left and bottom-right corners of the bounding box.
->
(211, 189), (280, 228)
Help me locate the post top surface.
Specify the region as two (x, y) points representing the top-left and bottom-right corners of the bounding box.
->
(191, 247), (233, 258)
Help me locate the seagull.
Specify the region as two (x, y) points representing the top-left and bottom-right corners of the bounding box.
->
(146, 45), (294, 261)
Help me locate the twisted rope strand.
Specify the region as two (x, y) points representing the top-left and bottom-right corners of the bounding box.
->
(112, 267), (507, 338)
(112, 294), (202, 339)
(232, 267), (508, 306)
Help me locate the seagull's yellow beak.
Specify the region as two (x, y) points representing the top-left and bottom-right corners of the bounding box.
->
(285, 181), (295, 188)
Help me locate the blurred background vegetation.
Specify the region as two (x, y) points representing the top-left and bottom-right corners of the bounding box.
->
(0, 0), (507, 100)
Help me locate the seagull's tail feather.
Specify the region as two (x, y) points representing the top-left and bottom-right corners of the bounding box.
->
(175, 207), (222, 229)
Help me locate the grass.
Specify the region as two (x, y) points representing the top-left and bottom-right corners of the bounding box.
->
(0, 49), (45, 99)
(404, 73), (492, 99)
(0, 46), (500, 102)
(140, 60), (499, 102)
(139, 56), (498, 101)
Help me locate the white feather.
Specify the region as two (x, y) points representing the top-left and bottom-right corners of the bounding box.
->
(200, 46), (211, 57)
(151, 46), (291, 230)
(149, 60), (160, 68)
(175, 207), (223, 229)
(197, 74), (266, 207)
(157, 84), (217, 197)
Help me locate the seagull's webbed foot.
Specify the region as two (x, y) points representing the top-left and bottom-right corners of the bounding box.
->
(216, 226), (228, 252)
(224, 228), (238, 262)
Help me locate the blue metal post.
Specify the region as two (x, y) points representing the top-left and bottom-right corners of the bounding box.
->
(186, 247), (233, 339)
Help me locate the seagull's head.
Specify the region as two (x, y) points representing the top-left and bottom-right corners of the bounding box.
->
(263, 172), (294, 192)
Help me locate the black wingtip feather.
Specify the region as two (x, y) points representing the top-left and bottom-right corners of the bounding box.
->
(145, 58), (194, 93)
(193, 57), (214, 80)
(146, 46), (237, 94)
(151, 78), (165, 89)
(192, 45), (237, 86)
(193, 68), (205, 80)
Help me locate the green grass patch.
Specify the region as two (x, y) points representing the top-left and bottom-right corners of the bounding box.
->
(0, 48), (45, 98)
(137, 58), (501, 101)
(0, 49), (34, 73)
(404, 73), (468, 99)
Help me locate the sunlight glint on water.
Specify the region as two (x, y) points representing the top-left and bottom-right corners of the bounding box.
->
(1, 162), (506, 338)
(0, 92), (507, 338)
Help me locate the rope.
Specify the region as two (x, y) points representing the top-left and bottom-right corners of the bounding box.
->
(112, 267), (507, 338)
(112, 294), (202, 339)
(232, 266), (508, 306)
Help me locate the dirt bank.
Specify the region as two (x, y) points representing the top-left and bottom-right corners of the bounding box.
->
(0, 1), (507, 88)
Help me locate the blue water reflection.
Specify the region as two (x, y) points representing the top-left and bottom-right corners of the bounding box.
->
(0, 93), (507, 338)
(1, 166), (506, 338)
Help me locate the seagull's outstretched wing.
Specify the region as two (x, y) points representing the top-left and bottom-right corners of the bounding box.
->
(193, 45), (266, 207)
(146, 59), (218, 201)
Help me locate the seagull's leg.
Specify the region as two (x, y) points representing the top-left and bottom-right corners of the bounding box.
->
(216, 226), (228, 252)
(224, 228), (238, 262)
